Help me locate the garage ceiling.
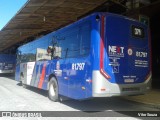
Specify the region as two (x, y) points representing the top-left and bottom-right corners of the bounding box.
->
(0, 0), (107, 52)
(0, 0), (159, 52)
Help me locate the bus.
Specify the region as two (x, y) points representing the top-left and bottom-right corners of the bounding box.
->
(0, 54), (16, 74)
(15, 12), (151, 101)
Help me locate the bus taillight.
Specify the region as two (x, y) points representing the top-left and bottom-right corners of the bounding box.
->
(100, 69), (111, 79)
(145, 72), (152, 81)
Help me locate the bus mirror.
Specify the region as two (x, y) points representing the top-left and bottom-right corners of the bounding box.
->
(47, 46), (61, 59)
(47, 46), (53, 54)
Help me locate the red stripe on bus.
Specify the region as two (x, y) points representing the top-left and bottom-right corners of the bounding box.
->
(100, 15), (111, 79)
(38, 63), (46, 89)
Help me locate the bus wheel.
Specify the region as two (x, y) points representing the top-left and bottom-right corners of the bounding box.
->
(48, 77), (59, 102)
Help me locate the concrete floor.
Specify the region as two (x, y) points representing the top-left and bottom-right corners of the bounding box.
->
(0, 75), (159, 120)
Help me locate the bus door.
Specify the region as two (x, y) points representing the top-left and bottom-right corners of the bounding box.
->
(102, 14), (150, 84)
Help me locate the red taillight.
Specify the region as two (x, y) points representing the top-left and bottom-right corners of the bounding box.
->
(100, 15), (111, 80)
(100, 69), (111, 79)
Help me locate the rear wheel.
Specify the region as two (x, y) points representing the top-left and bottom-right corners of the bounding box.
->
(48, 77), (59, 102)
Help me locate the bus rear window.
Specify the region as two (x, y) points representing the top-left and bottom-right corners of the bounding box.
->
(132, 25), (144, 38)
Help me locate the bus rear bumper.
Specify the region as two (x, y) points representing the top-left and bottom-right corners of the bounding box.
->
(92, 71), (151, 97)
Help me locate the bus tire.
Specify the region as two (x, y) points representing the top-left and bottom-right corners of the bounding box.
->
(48, 77), (59, 102)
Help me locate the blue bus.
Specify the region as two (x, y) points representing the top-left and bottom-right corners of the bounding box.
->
(0, 54), (16, 74)
(15, 12), (151, 101)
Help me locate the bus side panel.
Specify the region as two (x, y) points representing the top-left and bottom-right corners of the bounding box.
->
(51, 60), (68, 96)
(30, 62), (40, 87)
(16, 13), (98, 100)
(29, 58), (92, 100)
(66, 57), (92, 100)
(29, 57), (92, 100)
(30, 61), (49, 90)
(49, 17), (93, 100)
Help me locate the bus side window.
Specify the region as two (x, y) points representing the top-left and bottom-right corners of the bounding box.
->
(57, 28), (79, 58)
(36, 48), (51, 61)
(79, 21), (91, 56)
